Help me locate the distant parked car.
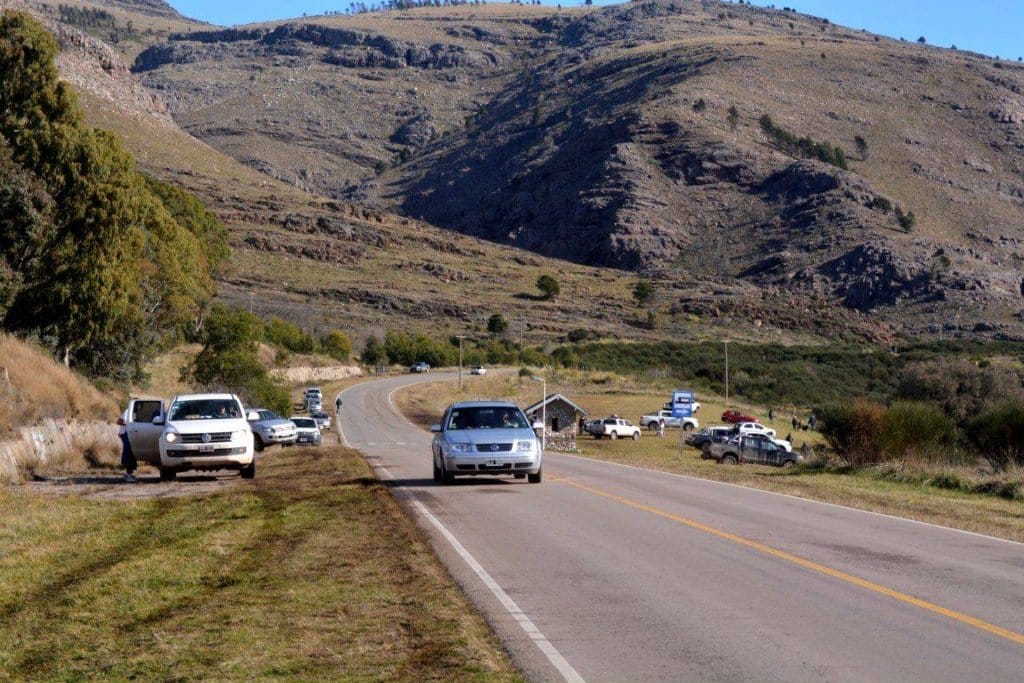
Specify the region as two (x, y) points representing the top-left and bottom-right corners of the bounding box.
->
(688, 426), (735, 456)
(410, 361), (430, 373)
(640, 409), (698, 431)
(584, 417), (642, 440)
(311, 410), (331, 431)
(707, 433), (803, 467)
(733, 421), (776, 438)
(247, 409), (297, 452)
(469, 365), (487, 375)
(721, 409), (758, 424)
(290, 416), (322, 446)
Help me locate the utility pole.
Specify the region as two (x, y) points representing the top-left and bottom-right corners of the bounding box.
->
(457, 335), (466, 391)
(724, 339), (730, 405)
(530, 375), (546, 452)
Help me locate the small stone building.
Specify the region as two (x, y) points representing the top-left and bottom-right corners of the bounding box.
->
(524, 394), (589, 451)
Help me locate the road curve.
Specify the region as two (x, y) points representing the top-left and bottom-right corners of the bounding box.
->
(337, 373), (1024, 682)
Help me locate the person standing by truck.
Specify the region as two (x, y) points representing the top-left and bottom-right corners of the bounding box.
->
(117, 408), (137, 483)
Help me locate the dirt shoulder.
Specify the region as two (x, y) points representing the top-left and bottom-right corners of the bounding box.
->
(0, 446), (522, 681)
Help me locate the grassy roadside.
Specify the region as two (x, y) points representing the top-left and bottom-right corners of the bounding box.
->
(396, 372), (1024, 544)
(0, 447), (522, 681)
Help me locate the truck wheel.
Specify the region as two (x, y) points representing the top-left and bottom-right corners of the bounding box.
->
(781, 460), (794, 468)
(240, 460), (256, 479)
(610, 431), (618, 440)
(159, 467), (176, 482)
(631, 431), (640, 441)
(683, 423), (694, 432)
(720, 454), (738, 465)
(254, 435), (265, 453)
(648, 423), (659, 431)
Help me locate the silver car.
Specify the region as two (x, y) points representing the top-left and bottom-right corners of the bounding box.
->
(431, 401), (543, 484)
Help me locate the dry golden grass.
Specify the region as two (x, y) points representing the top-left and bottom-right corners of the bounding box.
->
(0, 333), (117, 436)
(0, 446), (523, 681)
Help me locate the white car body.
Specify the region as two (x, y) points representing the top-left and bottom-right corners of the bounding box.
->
(290, 416), (323, 446)
(735, 422), (777, 439)
(469, 365), (487, 375)
(772, 437), (793, 453)
(157, 393), (255, 478)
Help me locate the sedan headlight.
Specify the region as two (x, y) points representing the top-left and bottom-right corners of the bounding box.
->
(448, 442), (472, 453)
(164, 431), (179, 444)
(516, 441), (535, 452)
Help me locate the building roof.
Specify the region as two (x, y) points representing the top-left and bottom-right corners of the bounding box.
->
(524, 393), (589, 417)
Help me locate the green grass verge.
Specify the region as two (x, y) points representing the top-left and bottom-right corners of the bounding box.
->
(0, 448), (522, 681)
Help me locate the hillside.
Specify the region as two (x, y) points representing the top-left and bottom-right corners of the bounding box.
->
(19, 0), (1024, 344)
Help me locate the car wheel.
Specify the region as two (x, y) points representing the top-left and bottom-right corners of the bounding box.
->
(240, 460), (256, 479)
(610, 431), (618, 440)
(441, 460), (455, 485)
(254, 435), (265, 453)
(528, 468), (542, 484)
(683, 423), (694, 432)
(720, 454), (738, 465)
(432, 456), (442, 482)
(631, 431), (640, 441)
(159, 467), (176, 482)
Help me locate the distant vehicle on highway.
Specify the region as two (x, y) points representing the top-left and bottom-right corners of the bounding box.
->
(707, 433), (803, 467)
(721, 409), (758, 424)
(469, 365), (487, 375)
(157, 393), (256, 480)
(584, 416), (641, 440)
(290, 416), (323, 446)
(311, 410), (331, 431)
(410, 361), (431, 373)
(640, 409), (698, 431)
(431, 401), (543, 484)
(247, 409), (297, 452)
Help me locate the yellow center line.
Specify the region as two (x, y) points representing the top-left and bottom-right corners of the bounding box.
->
(549, 473), (1024, 647)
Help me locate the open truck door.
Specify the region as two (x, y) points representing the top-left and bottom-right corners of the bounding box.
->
(127, 398), (166, 466)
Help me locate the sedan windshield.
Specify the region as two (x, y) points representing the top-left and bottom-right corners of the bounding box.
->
(447, 407), (529, 430)
(169, 399), (240, 421)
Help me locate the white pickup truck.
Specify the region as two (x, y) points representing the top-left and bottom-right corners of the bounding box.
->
(584, 417), (642, 440)
(640, 409), (699, 432)
(123, 393), (256, 481)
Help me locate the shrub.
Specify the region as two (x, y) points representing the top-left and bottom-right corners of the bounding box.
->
(968, 402), (1024, 470)
(633, 280), (655, 306)
(567, 328), (591, 343)
(896, 207), (916, 231)
(870, 196), (892, 213)
(726, 106), (739, 131)
(536, 274), (560, 300)
(361, 334), (385, 366)
(692, 98), (707, 113)
(818, 401), (886, 466)
(320, 330), (352, 362)
(896, 358), (1024, 424)
(879, 401), (956, 463)
(487, 313), (509, 335)
(264, 317), (315, 354)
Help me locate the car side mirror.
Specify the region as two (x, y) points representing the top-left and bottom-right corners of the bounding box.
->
(152, 416), (165, 426)
(532, 422), (544, 437)
(430, 424), (442, 433)
(246, 410), (260, 421)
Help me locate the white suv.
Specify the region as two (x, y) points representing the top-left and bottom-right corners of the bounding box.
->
(157, 393), (256, 481)
(735, 422), (777, 438)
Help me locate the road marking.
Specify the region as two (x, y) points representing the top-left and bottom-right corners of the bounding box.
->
(557, 452), (1024, 547)
(341, 380), (585, 683)
(551, 474), (1024, 648)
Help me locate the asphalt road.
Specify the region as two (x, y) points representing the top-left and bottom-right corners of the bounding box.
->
(337, 373), (1024, 682)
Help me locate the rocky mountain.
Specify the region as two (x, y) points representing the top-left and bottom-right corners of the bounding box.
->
(20, 0), (1024, 342)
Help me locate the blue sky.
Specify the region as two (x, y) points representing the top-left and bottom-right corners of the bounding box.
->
(169, 1), (1022, 60)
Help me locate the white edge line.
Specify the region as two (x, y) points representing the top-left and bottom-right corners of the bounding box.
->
(555, 452), (1024, 547)
(337, 379), (585, 683)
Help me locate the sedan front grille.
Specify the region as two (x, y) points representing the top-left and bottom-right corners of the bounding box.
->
(180, 432), (232, 444)
(473, 443), (513, 453)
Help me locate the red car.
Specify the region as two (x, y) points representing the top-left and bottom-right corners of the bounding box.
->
(721, 410), (758, 424)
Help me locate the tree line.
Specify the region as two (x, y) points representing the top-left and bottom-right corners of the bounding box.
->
(0, 12), (228, 381)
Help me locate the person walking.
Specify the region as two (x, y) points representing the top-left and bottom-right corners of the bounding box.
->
(791, 414), (798, 430)
(117, 408), (137, 483)
(768, 407), (774, 423)
(808, 412), (817, 431)
(658, 419), (665, 438)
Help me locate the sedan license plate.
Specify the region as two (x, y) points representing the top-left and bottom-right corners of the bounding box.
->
(487, 459), (499, 466)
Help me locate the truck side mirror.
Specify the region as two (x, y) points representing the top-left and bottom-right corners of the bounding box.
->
(152, 416), (165, 426)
